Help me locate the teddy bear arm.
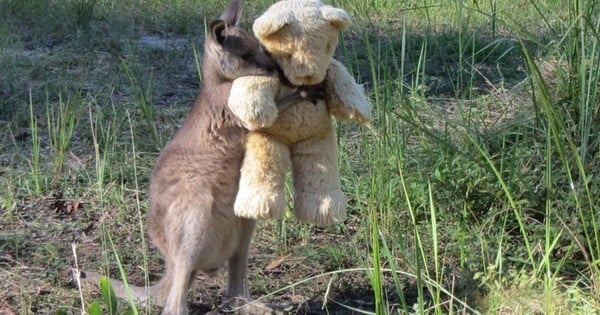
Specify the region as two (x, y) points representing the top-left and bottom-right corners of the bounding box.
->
(325, 59), (372, 124)
(291, 130), (347, 226)
(228, 76), (280, 130)
(235, 132), (291, 220)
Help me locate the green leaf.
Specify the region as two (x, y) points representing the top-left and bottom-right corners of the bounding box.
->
(122, 307), (136, 315)
(100, 275), (118, 315)
(87, 301), (103, 315)
(434, 168), (442, 181)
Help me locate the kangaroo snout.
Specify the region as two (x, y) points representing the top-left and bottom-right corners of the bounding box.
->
(256, 46), (276, 73)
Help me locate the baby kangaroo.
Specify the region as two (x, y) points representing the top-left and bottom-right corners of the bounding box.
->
(82, 0), (322, 314)
(149, 0), (285, 313)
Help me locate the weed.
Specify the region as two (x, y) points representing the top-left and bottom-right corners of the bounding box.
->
(45, 91), (80, 179)
(71, 0), (98, 29)
(27, 90), (43, 195)
(121, 56), (163, 151)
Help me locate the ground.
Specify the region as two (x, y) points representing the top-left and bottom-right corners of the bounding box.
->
(0, 190), (409, 314)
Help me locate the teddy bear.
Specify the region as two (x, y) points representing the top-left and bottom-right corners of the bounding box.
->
(227, 0), (371, 226)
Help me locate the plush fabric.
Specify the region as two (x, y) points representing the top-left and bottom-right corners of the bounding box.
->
(228, 0), (371, 225)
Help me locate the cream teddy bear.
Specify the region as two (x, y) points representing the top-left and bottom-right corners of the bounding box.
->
(228, 0), (371, 226)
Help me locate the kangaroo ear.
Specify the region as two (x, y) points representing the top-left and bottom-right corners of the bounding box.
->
(220, 0), (243, 26)
(253, 12), (292, 40)
(209, 20), (227, 44)
(320, 6), (351, 31)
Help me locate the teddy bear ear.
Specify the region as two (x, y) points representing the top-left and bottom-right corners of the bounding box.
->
(320, 6), (351, 31)
(253, 12), (292, 39)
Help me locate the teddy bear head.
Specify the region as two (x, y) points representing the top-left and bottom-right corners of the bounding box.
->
(252, 0), (350, 86)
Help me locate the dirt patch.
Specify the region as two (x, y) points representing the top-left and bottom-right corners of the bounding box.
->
(0, 192), (428, 314)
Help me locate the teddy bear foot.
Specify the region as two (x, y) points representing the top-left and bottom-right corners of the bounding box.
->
(293, 190), (347, 226)
(234, 188), (286, 220)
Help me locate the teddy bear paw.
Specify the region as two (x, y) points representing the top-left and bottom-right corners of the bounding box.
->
(293, 190), (347, 226)
(241, 105), (279, 130)
(234, 188), (286, 220)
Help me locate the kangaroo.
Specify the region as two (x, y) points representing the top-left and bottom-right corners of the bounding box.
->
(80, 0), (322, 314)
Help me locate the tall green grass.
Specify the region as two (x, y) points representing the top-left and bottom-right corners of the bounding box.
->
(27, 91), (43, 195)
(518, 0), (600, 293)
(46, 91), (80, 178)
(343, 0), (600, 313)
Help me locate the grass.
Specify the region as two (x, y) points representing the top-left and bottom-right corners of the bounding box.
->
(1, 0), (599, 314)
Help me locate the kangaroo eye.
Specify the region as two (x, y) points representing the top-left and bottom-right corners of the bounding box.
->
(241, 52), (252, 60)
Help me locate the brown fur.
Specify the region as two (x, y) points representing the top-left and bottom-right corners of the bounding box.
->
(147, 1), (274, 312)
(81, 1), (316, 314)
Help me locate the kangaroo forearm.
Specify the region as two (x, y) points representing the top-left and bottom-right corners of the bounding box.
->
(275, 84), (326, 112)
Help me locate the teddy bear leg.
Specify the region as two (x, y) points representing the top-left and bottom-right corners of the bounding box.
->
(234, 132), (290, 220)
(291, 129), (347, 226)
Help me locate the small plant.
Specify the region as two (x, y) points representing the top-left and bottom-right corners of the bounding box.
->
(84, 276), (137, 315)
(28, 90), (43, 195)
(121, 56), (162, 151)
(71, 0), (98, 29)
(46, 91), (80, 179)
(89, 103), (110, 192)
